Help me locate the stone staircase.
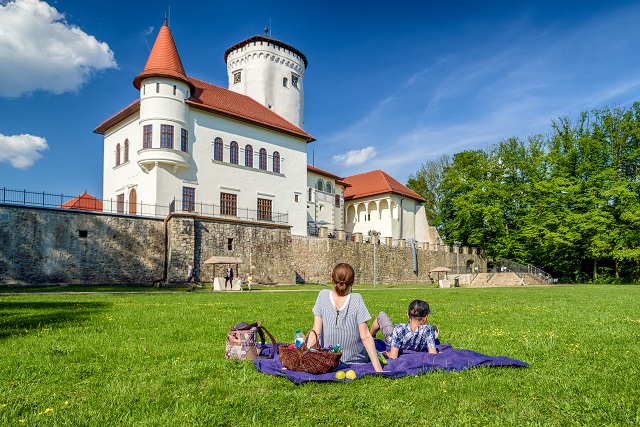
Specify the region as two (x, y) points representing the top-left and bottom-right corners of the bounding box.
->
(470, 272), (549, 286)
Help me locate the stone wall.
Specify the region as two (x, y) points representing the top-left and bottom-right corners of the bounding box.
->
(166, 214), (294, 285)
(0, 205), (486, 286)
(292, 236), (486, 285)
(0, 205), (165, 285)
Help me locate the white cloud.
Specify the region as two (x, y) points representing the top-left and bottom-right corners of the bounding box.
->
(332, 146), (377, 166)
(0, 0), (117, 98)
(0, 133), (48, 168)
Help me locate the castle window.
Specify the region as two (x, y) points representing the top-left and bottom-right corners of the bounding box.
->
(257, 198), (272, 221)
(214, 138), (223, 161)
(283, 77), (288, 87)
(129, 188), (137, 214)
(117, 193), (125, 213)
(273, 151), (280, 173)
(143, 85), (145, 95)
(295, 194), (300, 203)
(124, 139), (129, 163)
(233, 71), (241, 84)
(173, 85), (176, 95)
(291, 74), (299, 88)
(181, 129), (188, 152)
(143, 125), (152, 148)
(182, 187), (195, 212)
(115, 143), (121, 166)
(230, 141), (239, 164)
(156, 83), (160, 93)
(326, 182), (333, 194)
(259, 148), (267, 170)
(245, 145), (253, 167)
(161, 124), (174, 149)
(221, 193), (237, 216)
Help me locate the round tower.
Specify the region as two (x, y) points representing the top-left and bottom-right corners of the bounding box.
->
(132, 20), (194, 173)
(224, 35), (307, 129)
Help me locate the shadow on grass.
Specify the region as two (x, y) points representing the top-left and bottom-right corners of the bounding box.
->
(0, 301), (110, 340)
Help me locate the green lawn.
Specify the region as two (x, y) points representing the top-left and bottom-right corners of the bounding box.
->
(0, 285), (638, 426)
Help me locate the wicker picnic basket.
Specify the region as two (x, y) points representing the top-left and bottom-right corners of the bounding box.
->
(278, 330), (342, 374)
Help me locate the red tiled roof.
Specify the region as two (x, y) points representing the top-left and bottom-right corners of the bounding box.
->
(307, 165), (350, 187)
(59, 192), (103, 211)
(94, 100), (140, 134)
(95, 23), (313, 142)
(186, 77), (314, 142)
(132, 22), (195, 94)
(343, 170), (425, 202)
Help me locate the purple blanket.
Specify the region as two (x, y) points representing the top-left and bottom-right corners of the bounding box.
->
(254, 339), (528, 384)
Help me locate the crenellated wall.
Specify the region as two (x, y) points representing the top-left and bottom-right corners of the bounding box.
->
(0, 205), (484, 286)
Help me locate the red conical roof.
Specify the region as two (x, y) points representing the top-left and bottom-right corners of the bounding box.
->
(133, 21), (195, 93)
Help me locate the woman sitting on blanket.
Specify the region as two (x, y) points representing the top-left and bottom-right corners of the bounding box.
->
(307, 263), (384, 373)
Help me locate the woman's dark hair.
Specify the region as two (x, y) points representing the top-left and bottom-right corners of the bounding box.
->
(332, 263), (355, 296)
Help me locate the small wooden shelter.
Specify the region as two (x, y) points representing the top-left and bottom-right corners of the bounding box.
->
(204, 256), (243, 291)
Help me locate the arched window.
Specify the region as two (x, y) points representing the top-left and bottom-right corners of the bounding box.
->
(259, 148), (267, 170)
(214, 138), (223, 161)
(230, 141), (239, 164)
(273, 151), (280, 173)
(326, 182), (333, 194)
(316, 179), (324, 192)
(124, 139), (129, 163)
(283, 77), (288, 87)
(115, 143), (121, 166)
(129, 188), (137, 214)
(245, 145), (253, 167)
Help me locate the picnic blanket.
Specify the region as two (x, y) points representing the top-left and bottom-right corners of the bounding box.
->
(254, 339), (528, 384)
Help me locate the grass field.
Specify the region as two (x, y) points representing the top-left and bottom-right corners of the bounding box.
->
(1, 284), (638, 426)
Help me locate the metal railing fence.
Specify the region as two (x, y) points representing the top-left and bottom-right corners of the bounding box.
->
(0, 187), (288, 225)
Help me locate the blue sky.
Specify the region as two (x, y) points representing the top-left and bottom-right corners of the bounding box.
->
(2, 0), (640, 198)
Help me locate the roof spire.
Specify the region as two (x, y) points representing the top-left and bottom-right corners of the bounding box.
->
(132, 19), (195, 94)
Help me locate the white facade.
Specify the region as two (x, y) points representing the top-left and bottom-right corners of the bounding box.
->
(306, 170), (345, 235)
(344, 195), (440, 244)
(98, 25), (311, 235)
(225, 36), (306, 128)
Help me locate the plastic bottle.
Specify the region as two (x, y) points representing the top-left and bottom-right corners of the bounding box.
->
(328, 343), (341, 353)
(294, 329), (305, 348)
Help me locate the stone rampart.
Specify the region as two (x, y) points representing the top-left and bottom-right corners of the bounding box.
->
(0, 205), (486, 286)
(0, 205), (164, 284)
(292, 236), (486, 285)
(166, 214), (294, 285)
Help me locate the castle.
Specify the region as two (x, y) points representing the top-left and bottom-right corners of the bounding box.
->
(94, 20), (440, 246)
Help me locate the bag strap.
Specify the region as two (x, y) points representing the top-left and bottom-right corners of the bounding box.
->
(255, 325), (277, 359)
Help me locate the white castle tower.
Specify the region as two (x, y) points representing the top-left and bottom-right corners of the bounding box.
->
(224, 33), (308, 129)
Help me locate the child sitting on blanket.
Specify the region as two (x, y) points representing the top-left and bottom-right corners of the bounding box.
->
(369, 299), (439, 359)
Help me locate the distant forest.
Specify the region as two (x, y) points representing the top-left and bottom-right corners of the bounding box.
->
(407, 103), (640, 283)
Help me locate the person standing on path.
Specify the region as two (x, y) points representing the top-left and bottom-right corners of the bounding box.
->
(185, 262), (195, 292)
(225, 265), (234, 290)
